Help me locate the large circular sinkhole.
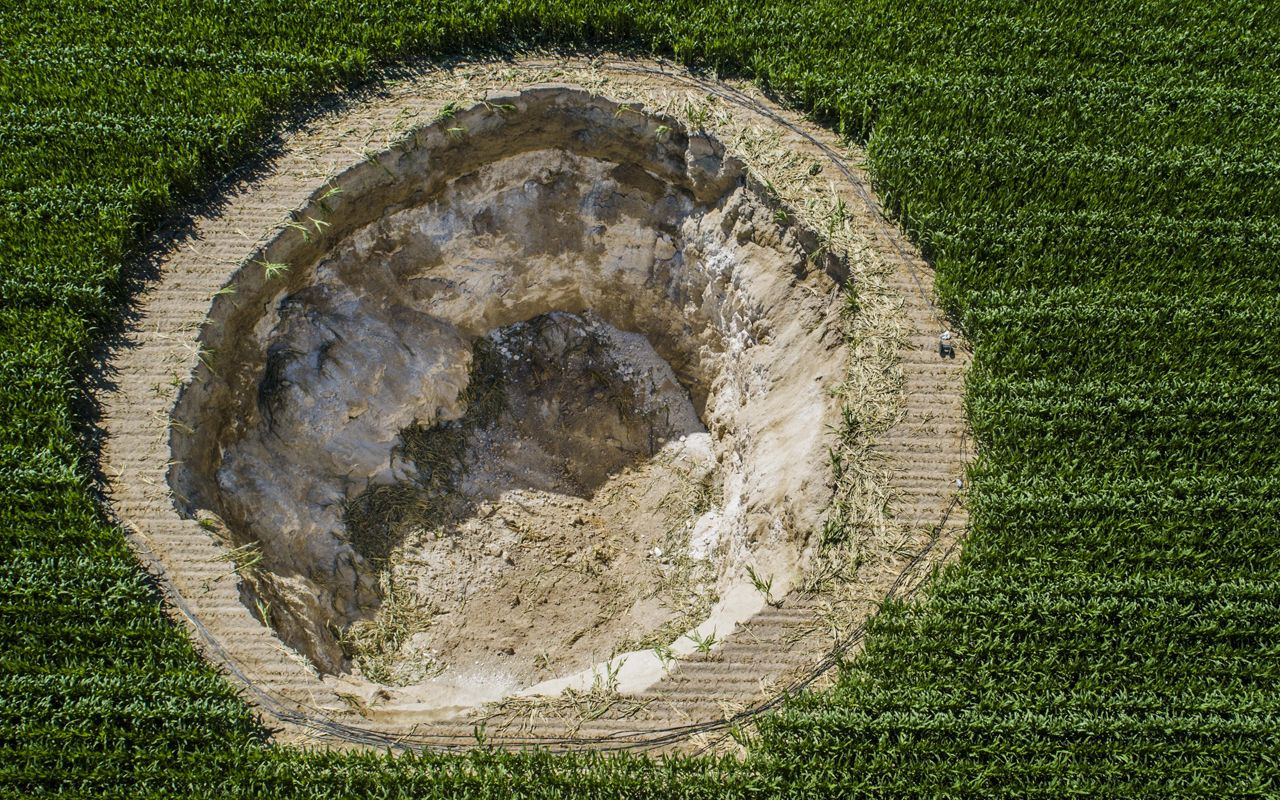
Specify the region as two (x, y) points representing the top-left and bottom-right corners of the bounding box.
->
(169, 87), (851, 712)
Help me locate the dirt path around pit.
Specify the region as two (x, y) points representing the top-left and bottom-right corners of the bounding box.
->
(97, 56), (970, 754)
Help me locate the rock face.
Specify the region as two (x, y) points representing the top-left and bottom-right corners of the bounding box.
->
(169, 87), (847, 707)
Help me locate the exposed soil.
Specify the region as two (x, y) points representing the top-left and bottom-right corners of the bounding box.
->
(167, 89), (845, 711)
(98, 59), (970, 750)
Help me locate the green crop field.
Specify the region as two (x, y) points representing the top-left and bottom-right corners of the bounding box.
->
(3, 1), (1279, 796)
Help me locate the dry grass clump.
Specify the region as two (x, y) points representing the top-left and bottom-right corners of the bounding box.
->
(338, 573), (444, 685)
(343, 338), (505, 563)
(340, 339), (505, 677)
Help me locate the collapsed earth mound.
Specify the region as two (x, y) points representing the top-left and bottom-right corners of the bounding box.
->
(168, 87), (847, 711)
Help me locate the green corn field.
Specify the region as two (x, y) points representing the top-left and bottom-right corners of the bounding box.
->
(3, 0), (1278, 796)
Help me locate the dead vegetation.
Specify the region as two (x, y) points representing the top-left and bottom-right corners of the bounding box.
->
(343, 338), (506, 565)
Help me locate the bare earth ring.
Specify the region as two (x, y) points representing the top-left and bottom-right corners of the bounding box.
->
(98, 58), (970, 753)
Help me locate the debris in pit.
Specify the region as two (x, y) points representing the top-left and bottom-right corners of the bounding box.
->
(338, 311), (717, 686)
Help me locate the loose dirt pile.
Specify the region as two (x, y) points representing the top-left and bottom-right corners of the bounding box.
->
(338, 312), (718, 692)
(169, 87), (847, 711)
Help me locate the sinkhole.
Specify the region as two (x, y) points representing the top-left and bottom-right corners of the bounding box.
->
(169, 87), (848, 710)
